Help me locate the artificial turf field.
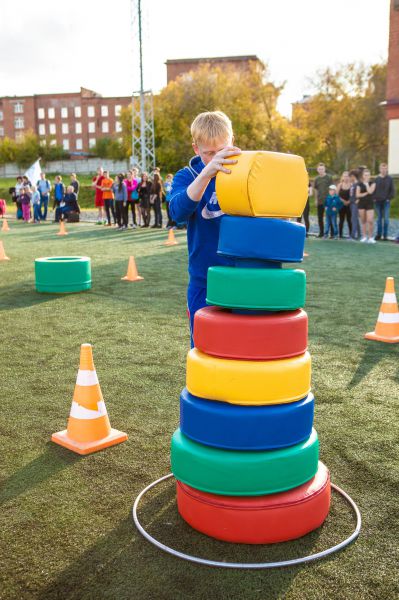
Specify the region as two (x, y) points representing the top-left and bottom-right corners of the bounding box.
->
(1, 221), (398, 600)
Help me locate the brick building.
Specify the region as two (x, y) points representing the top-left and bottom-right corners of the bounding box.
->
(165, 55), (262, 84)
(387, 0), (399, 174)
(0, 87), (131, 153)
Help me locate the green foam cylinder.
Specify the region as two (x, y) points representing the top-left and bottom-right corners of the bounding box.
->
(171, 428), (319, 496)
(206, 266), (306, 310)
(35, 256), (91, 293)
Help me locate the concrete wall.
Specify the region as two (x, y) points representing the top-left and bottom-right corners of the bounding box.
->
(0, 158), (130, 178)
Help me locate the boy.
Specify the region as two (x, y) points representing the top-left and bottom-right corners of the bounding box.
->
(324, 184), (342, 239)
(169, 111), (241, 345)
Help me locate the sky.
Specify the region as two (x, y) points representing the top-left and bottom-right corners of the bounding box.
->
(0, 0), (390, 117)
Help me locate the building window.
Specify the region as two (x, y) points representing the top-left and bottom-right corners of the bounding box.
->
(50, 139), (57, 146)
(62, 123), (69, 134)
(61, 107), (68, 119)
(48, 107), (55, 119)
(89, 138), (96, 148)
(0, 110), (3, 121)
(74, 106), (81, 118)
(75, 122), (82, 134)
(76, 139), (83, 150)
(115, 121), (122, 132)
(14, 102), (24, 113)
(49, 123), (56, 135)
(15, 132), (24, 141)
(115, 105), (121, 116)
(101, 105), (108, 117)
(88, 122), (95, 133)
(0, 127), (4, 137)
(63, 139), (69, 150)
(38, 124), (46, 136)
(38, 108), (45, 119)
(87, 105), (95, 117)
(102, 121), (109, 133)
(14, 117), (24, 129)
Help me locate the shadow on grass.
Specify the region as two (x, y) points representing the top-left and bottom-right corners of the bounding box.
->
(39, 477), (347, 600)
(0, 280), (89, 312)
(0, 443), (80, 506)
(348, 342), (399, 388)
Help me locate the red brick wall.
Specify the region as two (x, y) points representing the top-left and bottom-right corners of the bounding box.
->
(387, 0), (399, 119)
(166, 58), (260, 84)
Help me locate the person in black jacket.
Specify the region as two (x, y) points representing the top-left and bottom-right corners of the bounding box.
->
(55, 186), (80, 222)
(374, 163), (395, 241)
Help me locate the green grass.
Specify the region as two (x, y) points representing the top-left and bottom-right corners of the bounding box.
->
(0, 223), (398, 600)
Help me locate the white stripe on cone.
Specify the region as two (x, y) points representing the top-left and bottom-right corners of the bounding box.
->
(69, 400), (107, 420)
(382, 293), (397, 304)
(76, 369), (99, 386)
(378, 312), (399, 324)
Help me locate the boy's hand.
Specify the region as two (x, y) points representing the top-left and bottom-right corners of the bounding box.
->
(202, 146), (241, 177)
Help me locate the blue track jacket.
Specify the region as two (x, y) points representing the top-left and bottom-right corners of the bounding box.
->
(169, 156), (233, 287)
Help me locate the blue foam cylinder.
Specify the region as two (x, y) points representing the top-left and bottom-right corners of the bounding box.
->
(218, 216), (306, 263)
(180, 388), (315, 450)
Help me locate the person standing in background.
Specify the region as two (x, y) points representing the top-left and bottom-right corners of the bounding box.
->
(101, 170), (116, 226)
(297, 178), (311, 236)
(14, 176), (24, 219)
(30, 185), (41, 223)
(337, 171), (352, 238)
(113, 174), (128, 230)
(70, 173), (80, 197)
(138, 172), (151, 227)
(92, 166), (105, 224)
(164, 173), (176, 229)
(124, 170), (138, 228)
(356, 169), (376, 243)
(374, 163), (395, 241)
(150, 173), (163, 228)
(313, 163), (333, 237)
(53, 176), (65, 216)
(37, 172), (51, 221)
(20, 185), (31, 222)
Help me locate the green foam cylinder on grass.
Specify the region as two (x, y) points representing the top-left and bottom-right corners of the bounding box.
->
(171, 428), (319, 496)
(35, 256), (91, 293)
(206, 266), (306, 310)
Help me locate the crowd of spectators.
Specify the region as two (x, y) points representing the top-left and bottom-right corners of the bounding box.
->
(298, 162), (397, 243)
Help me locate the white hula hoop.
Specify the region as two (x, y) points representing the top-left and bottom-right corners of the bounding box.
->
(132, 473), (361, 569)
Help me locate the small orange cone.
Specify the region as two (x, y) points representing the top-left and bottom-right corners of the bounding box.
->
(121, 256), (144, 281)
(1, 219), (10, 232)
(164, 228), (178, 246)
(365, 277), (399, 343)
(0, 240), (10, 261)
(57, 220), (68, 236)
(52, 343), (128, 454)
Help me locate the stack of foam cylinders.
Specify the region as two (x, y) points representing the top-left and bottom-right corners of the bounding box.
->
(171, 151), (331, 544)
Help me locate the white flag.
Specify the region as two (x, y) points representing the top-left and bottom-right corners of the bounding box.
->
(24, 159), (41, 185)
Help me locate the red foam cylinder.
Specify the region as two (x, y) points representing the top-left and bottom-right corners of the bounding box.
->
(176, 462), (331, 544)
(193, 306), (308, 360)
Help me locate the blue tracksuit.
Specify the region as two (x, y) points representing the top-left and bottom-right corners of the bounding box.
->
(169, 156), (233, 344)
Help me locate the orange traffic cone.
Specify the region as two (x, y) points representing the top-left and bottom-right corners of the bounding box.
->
(121, 256), (144, 281)
(304, 252), (309, 258)
(365, 277), (399, 343)
(0, 240), (10, 261)
(1, 219), (10, 232)
(52, 343), (128, 454)
(57, 220), (68, 236)
(164, 228), (178, 246)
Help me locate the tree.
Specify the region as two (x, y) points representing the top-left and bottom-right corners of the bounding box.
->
(290, 62), (388, 174)
(151, 62), (290, 172)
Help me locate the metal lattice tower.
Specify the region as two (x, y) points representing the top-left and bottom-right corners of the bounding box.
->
(130, 0), (156, 172)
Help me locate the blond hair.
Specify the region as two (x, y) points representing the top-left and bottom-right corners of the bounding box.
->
(191, 111), (233, 145)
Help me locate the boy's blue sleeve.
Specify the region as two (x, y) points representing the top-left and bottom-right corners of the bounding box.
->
(169, 168), (199, 223)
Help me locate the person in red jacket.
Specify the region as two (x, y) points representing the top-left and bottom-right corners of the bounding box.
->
(92, 166), (105, 224)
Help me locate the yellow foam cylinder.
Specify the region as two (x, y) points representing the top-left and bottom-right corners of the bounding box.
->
(186, 349), (311, 405)
(216, 151), (308, 217)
